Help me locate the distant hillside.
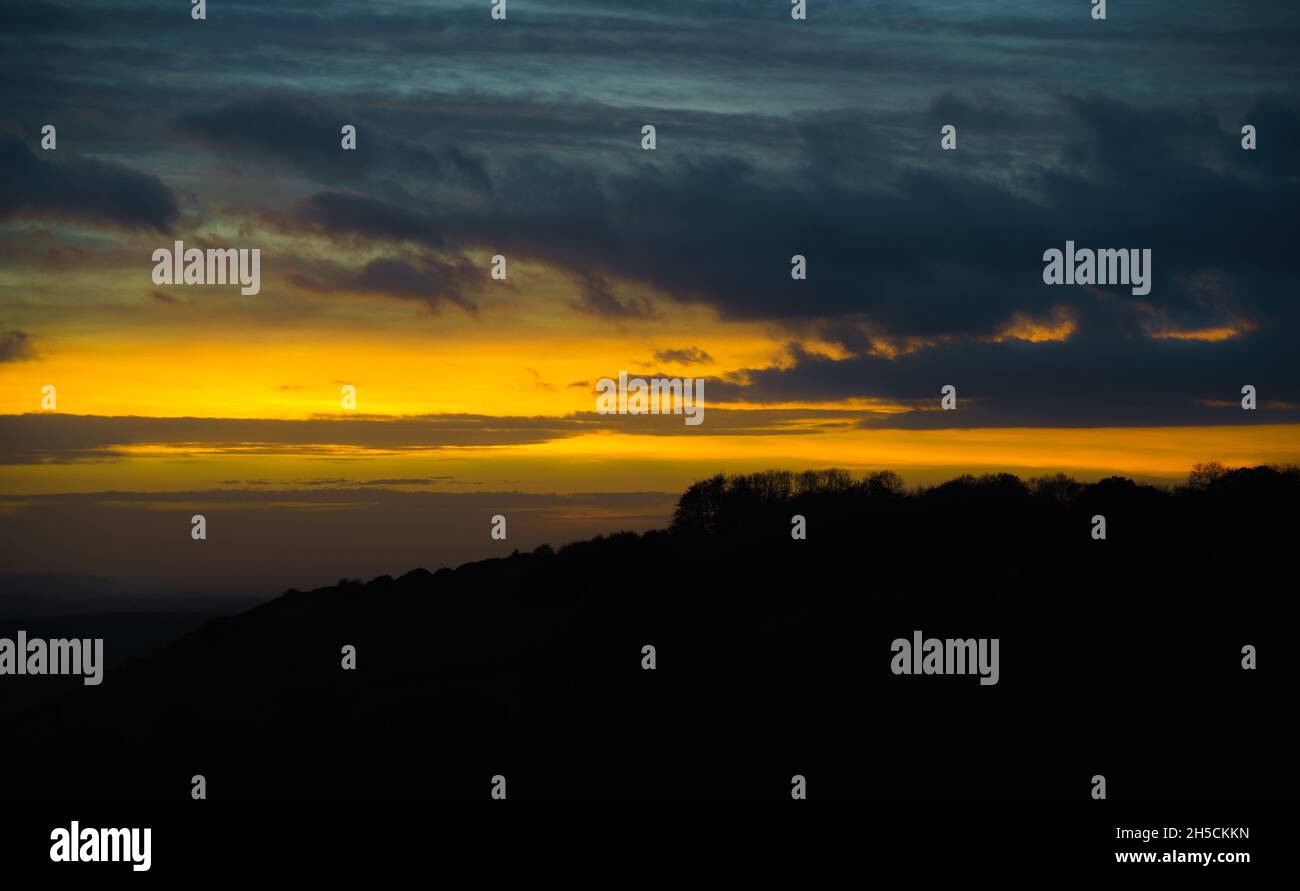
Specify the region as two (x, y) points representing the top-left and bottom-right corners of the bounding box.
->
(0, 572), (265, 620)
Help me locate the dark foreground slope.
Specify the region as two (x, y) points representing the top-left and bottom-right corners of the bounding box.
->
(2, 467), (1293, 800)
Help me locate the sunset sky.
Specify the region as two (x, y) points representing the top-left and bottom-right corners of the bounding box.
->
(2, 0), (1298, 594)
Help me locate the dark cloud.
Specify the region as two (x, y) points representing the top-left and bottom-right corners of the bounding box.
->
(175, 94), (491, 193)
(279, 240), (486, 314)
(0, 413), (593, 463)
(217, 477), (456, 488)
(707, 332), (1300, 428)
(358, 478), (450, 486)
(0, 136), (179, 232)
(653, 347), (713, 365)
(0, 407), (866, 465)
(266, 90), (1295, 344)
(0, 1), (87, 35)
(176, 95), (366, 183)
(571, 271), (654, 319)
(349, 255), (483, 314)
(289, 191), (445, 246)
(0, 328), (37, 362)
(253, 88), (1300, 415)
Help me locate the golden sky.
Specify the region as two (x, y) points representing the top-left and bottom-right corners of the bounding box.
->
(4, 250), (1298, 497)
(3, 0), (1299, 593)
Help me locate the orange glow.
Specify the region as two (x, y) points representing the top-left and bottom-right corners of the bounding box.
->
(992, 307), (1077, 343)
(3, 423), (1298, 498)
(1148, 325), (1250, 342)
(4, 264), (1295, 504)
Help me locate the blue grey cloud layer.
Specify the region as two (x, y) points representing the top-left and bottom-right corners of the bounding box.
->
(1, 0), (1298, 424)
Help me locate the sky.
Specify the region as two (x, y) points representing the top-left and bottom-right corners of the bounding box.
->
(1, 0), (1298, 594)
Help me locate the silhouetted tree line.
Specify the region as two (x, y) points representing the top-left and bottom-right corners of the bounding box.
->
(671, 468), (904, 536)
(670, 463), (1300, 551)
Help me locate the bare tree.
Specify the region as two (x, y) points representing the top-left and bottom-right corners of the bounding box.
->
(1188, 461), (1230, 490)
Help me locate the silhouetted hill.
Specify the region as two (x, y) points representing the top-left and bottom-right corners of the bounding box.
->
(0, 612), (236, 719)
(1, 467), (1293, 800)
